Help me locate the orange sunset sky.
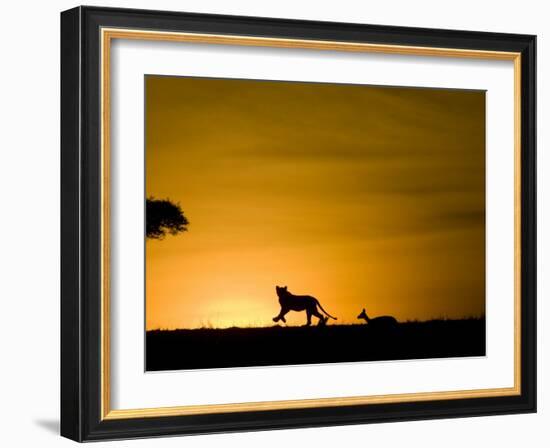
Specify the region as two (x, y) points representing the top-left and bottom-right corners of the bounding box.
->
(145, 75), (485, 330)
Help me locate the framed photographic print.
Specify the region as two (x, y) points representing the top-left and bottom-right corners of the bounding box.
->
(60, 6), (536, 442)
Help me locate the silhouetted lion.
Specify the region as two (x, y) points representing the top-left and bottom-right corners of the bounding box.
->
(273, 285), (337, 326)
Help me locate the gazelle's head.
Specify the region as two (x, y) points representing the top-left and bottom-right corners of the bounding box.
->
(357, 308), (367, 320)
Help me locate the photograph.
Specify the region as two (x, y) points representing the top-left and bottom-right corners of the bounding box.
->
(59, 5), (537, 442)
(144, 75), (487, 371)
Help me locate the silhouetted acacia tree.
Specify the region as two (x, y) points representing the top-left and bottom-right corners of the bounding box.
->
(146, 197), (189, 239)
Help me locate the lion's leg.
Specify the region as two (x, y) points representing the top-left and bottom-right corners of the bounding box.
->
(305, 311), (312, 326)
(273, 308), (288, 323)
(313, 309), (327, 326)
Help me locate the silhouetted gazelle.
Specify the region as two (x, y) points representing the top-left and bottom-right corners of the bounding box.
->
(357, 308), (398, 328)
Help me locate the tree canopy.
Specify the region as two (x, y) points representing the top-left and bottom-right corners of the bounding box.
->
(146, 197), (189, 239)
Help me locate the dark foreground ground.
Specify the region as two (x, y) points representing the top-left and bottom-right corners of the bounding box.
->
(146, 318), (485, 371)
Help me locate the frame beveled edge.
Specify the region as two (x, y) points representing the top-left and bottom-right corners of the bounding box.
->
(60, 5), (537, 442)
(61, 8), (83, 442)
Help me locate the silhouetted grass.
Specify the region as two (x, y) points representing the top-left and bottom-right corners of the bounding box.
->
(146, 317), (485, 371)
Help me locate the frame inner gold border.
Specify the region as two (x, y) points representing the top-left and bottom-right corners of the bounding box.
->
(100, 28), (522, 420)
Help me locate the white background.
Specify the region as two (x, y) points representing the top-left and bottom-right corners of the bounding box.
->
(0, 0), (547, 446)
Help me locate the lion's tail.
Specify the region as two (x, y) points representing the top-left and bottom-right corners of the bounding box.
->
(316, 299), (337, 320)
